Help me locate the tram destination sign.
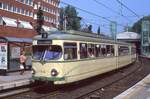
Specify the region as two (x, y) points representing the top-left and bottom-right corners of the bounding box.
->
(37, 40), (52, 45)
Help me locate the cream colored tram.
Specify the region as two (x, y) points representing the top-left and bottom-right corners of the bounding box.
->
(32, 30), (136, 84)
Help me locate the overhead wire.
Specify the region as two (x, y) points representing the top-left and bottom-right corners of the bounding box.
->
(116, 0), (140, 18)
(92, 0), (132, 22)
(60, 1), (125, 27)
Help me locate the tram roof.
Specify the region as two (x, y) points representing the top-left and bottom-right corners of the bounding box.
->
(33, 30), (130, 45)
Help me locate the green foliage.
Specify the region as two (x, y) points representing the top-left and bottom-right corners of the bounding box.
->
(25, 51), (32, 56)
(88, 25), (92, 33)
(97, 26), (100, 35)
(124, 26), (132, 32)
(59, 5), (81, 30)
(36, 7), (44, 34)
(132, 15), (150, 34)
(59, 7), (64, 30)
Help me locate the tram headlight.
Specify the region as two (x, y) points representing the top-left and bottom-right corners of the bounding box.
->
(32, 69), (36, 75)
(51, 69), (58, 77)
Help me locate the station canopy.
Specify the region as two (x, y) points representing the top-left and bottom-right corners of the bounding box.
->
(116, 32), (140, 41)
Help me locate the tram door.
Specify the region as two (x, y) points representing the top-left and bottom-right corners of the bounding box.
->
(115, 44), (119, 69)
(118, 46), (130, 68)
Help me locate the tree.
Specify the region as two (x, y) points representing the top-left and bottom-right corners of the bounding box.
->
(124, 26), (132, 32)
(36, 7), (44, 34)
(97, 26), (100, 35)
(59, 5), (81, 30)
(59, 8), (64, 30)
(88, 25), (92, 33)
(132, 15), (150, 34)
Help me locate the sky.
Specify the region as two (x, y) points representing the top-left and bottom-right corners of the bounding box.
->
(60, 0), (150, 36)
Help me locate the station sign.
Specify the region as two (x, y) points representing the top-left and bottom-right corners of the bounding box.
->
(142, 20), (150, 46)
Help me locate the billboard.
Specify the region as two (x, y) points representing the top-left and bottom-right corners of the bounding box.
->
(0, 43), (7, 69)
(11, 47), (20, 59)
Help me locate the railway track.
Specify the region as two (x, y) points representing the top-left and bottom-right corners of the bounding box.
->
(77, 62), (141, 99)
(78, 57), (150, 99)
(4, 57), (150, 99)
(2, 82), (61, 99)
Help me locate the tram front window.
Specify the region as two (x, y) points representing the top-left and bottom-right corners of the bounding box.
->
(33, 45), (62, 60)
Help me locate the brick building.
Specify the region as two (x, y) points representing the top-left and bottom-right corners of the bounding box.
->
(0, 0), (60, 38)
(0, 0), (60, 72)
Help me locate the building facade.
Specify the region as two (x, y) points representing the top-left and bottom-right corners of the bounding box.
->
(0, 0), (60, 72)
(0, 0), (60, 38)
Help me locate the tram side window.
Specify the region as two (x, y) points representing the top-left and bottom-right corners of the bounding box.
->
(131, 47), (136, 55)
(80, 43), (88, 59)
(118, 46), (129, 56)
(106, 45), (114, 57)
(64, 43), (77, 60)
(101, 45), (107, 56)
(95, 44), (101, 57)
(111, 45), (115, 56)
(87, 44), (95, 58)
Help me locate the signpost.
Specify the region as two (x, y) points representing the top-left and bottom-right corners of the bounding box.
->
(110, 21), (117, 41)
(141, 20), (150, 56)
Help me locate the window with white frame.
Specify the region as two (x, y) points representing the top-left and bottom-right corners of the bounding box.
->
(3, 3), (8, 10)
(21, 8), (24, 15)
(13, 6), (16, 12)
(8, 5), (12, 11)
(29, 0), (33, 6)
(29, 12), (33, 17)
(25, 0), (29, 5)
(17, 7), (21, 13)
(0, 2), (2, 9)
(0, 17), (3, 25)
(48, 0), (51, 3)
(25, 10), (29, 16)
(21, 0), (24, 3)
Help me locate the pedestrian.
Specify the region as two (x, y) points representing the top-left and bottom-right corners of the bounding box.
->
(20, 51), (27, 75)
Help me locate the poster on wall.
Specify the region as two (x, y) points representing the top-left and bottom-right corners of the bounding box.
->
(11, 47), (20, 59)
(0, 43), (7, 69)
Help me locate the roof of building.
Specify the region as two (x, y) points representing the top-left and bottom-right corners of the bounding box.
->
(117, 32), (140, 40)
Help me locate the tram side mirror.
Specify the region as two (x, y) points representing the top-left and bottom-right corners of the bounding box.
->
(42, 32), (48, 38)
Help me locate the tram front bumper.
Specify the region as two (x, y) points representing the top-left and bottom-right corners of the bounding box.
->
(32, 76), (65, 81)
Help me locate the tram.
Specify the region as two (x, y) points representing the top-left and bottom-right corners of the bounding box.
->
(32, 30), (136, 84)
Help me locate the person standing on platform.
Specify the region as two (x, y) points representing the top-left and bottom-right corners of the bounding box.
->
(20, 51), (27, 75)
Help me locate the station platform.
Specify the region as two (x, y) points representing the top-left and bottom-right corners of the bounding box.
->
(114, 74), (150, 99)
(0, 71), (32, 91)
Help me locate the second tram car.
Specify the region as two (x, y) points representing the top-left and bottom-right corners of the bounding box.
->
(32, 30), (136, 84)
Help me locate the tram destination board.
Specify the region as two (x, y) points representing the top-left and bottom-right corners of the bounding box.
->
(37, 40), (52, 45)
